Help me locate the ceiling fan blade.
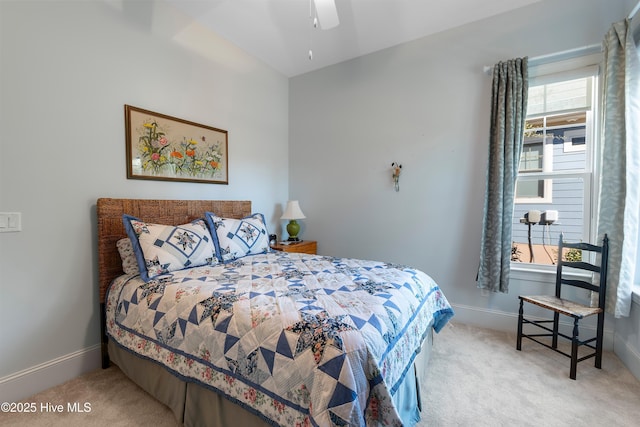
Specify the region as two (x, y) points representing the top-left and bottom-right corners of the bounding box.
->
(314, 0), (339, 29)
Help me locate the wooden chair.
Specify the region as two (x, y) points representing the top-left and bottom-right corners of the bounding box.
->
(516, 234), (609, 379)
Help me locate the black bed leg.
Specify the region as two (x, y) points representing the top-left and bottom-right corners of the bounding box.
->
(100, 302), (110, 368)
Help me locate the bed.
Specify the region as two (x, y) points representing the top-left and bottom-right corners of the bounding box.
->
(98, 198), (453, 427)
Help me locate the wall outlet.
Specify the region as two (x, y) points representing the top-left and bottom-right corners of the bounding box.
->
(0, 212), (22, 232)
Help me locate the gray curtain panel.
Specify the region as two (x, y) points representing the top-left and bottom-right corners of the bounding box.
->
(597, 19), (640, 318)
(477, 58), (528, 293)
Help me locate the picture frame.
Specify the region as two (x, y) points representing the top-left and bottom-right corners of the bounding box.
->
(125, 105), (228, 184)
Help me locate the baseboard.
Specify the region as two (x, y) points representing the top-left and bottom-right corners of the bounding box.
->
(449, 303), (519, 333)
(450, 303), (616, 351)
(614, 331), (640, 381)
(0, 344), (101, 403)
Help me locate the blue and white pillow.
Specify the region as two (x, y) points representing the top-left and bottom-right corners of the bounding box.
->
(205, 212), (270, 263)
(122, 214), (218, 282)
(116, 237), (139, 275)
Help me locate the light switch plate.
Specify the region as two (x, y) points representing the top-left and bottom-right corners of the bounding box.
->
(0, 212), (21, 232)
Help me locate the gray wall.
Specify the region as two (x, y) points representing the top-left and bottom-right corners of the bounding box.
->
(289, 0), (637, 332)
(0, 0), (289, 379)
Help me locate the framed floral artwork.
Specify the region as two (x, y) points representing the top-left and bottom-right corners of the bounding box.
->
(125, 105), (228, 184)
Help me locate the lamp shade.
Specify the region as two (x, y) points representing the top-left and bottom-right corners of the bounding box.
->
(281, 200), (306, 220)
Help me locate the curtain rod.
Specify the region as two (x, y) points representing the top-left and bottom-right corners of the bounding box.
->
(528, 44), (601, 65)
(483, 44), (601, 75)
(629, 0), (640, 20)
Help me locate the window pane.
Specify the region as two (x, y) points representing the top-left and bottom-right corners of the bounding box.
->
(545, 78), (590, 113)
(525, 117), (544, 129)
(520, 143), (543, 171)
(516, 180), (544, 198)
(526, 77), (592, 116)
(527, 86), (545, 116)
(546, 111), (586, 127)
(512, 177), (585, 265)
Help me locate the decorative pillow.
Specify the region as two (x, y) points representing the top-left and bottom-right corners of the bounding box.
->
(116, 237), (139, 275)
(122, 214), (218, 282)
(205, 212), (271, 263)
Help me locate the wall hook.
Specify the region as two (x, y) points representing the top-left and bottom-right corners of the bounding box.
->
(391, 162), (402, 192)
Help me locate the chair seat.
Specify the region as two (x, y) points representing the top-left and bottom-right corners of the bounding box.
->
(519, 295), (602, 319)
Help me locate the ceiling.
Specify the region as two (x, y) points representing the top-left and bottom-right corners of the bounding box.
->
(166, 0), (541, 77)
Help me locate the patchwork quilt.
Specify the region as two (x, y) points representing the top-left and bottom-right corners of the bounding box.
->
(106, 252), (453, 427)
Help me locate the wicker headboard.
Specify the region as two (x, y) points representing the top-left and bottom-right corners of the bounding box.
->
(96, 198), (251, 304)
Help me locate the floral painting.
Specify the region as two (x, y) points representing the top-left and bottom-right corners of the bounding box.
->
(125, 105), (228, 184)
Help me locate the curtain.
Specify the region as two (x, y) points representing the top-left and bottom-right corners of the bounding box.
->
(597, 19), (640, 318)
(477, 58), (528, 293)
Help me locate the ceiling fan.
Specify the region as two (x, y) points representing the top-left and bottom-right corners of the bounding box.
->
(308, 0), (338, 60)
(313, 0), (339, 29)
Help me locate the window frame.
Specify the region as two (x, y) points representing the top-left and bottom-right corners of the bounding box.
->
(511, 60), (600, 272)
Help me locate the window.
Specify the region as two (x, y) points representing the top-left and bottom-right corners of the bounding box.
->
(512, 71), (597, 267)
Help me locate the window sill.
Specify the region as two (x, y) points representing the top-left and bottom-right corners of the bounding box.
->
(511, 263), (556, 275)
(510, 263), (592, 283)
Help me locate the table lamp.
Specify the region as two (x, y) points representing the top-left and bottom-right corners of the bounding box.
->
(281, 200), (306, 241)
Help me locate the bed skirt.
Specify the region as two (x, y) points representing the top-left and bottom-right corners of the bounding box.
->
(108, 328), (433, 427)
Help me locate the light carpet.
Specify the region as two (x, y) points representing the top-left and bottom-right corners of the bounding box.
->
(1, 322), (639, 426)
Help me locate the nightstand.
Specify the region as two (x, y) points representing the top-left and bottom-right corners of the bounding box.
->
(271, 240), (317, 255)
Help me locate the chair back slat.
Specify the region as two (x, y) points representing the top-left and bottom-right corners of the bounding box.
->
(563, 241), (603, 253)
(562, 261), (600, 273)
(560, 278), (600, 293)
